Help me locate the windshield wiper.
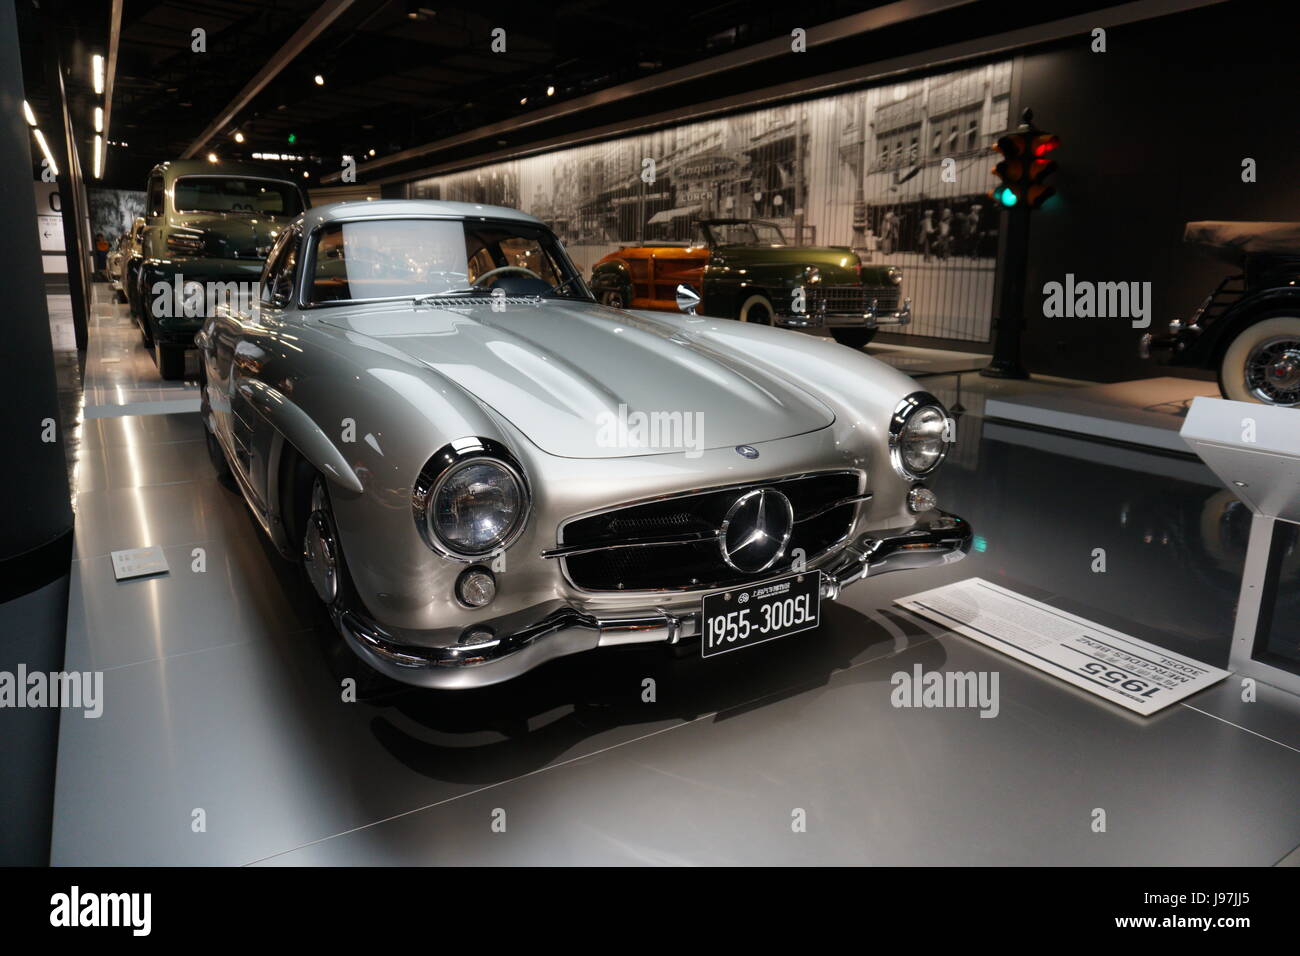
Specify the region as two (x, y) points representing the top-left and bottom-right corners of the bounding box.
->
(544, 275), (585, 297)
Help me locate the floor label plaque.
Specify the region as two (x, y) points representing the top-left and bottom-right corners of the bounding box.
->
(110, 545), (170, 581)
(896, 577), (1230, 715)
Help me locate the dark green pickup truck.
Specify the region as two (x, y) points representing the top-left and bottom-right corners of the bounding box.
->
(124, 160), (306, 378)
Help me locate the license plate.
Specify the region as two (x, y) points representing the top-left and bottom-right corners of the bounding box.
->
(700, 572), (822, 658)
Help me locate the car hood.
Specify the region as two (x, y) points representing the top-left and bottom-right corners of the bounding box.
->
(321, 300), (835, 459)
(713, 244), (862, 281)
(169, 213), (291, 258)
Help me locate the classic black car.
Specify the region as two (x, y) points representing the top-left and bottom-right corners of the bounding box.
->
(1142, 221), (1300, 406)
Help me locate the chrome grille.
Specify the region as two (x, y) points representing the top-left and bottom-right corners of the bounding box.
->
(559, 471), (863, 592)
(807, 285), (899, 315)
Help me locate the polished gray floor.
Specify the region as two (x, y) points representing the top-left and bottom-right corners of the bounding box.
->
(50, 293), (1300, 865)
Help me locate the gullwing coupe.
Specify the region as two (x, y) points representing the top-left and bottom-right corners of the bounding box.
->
(198, 200), (971, 689)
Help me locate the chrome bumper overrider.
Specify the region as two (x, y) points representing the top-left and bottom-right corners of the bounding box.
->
(335, 511), (971, 690)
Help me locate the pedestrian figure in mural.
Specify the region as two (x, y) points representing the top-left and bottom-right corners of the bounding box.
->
(966, 205), (982, 259)
(919, 209), (935, 260)
(936, 208), (953, 261)
(94, 232), (109, 276)
(880, 210), (898, 255)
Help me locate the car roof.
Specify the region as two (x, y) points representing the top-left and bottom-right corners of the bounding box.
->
(150, 159), (301, 184)
(300, 199), (548, 230)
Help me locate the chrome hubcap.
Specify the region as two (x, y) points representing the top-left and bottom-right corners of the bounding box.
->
(1245, 337), (1300, 405)
(302, 481), (338, 603)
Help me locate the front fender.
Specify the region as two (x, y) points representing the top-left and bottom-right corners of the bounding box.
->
(1199, 286), (1300, 364)
(237, 378), (364, 494)
(240, 321), (525, 630)
(590, 259), (632, 299)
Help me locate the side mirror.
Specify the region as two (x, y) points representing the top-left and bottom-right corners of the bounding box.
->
(675, 283), (701, 316)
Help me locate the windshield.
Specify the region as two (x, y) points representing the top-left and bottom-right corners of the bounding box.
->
(307, 218), (589, 305)
(705, 221), (786, 246)
(173, 176), (304, 216)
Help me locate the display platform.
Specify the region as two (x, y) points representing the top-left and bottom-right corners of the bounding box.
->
(984, 377), (1220, 453)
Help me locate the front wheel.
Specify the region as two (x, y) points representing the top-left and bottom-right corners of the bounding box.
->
(296, 469), (393, 696)
(155, 343), (186, 380)
(1218, 314), (1300, 406)
(737, 294), (773, 325)
(831, 327), (878, 350)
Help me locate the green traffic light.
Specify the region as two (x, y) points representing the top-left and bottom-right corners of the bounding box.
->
(287, 133), (297, 144)
(997, 186), (1017, 208)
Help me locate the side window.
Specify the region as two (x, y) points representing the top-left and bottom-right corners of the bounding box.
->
(146, 176), (164, 218)
(260, 227), (300, 307)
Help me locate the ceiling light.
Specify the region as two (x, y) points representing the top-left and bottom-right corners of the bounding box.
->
(93, 106), (103, 133)
(22, 100), (36, 126)
(314, 74), (325, 86)
(207, 152), (218, 163)
(91, 54), (104, 94)
(93, 135), (103, 179)
(546, 85), (555, 97)
(233, 130), (245, 143)
(32, 128), (58, 176)
(367, 148), (375, 156)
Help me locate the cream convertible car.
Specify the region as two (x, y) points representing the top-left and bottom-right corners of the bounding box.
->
(198, 200), (971, 689)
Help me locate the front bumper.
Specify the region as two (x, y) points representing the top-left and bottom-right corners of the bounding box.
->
(335, 510), (971, 690)
(776, 296), (912, 332)
(141, 257), (265, 341)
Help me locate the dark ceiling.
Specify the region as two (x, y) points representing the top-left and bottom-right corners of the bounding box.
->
(20, 0), (1140, 192)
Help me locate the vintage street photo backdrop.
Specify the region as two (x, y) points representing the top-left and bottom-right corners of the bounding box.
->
(409, 59), (1012, 342)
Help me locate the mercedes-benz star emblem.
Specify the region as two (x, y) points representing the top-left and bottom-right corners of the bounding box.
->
(719, 487), (794, 573)
(735, 445), (759, 459)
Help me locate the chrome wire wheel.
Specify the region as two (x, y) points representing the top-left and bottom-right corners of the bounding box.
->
(1245, 336), (1300, 406)
(302, 478), (340, 605)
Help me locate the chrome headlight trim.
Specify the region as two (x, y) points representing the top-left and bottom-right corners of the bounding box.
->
(412, 437), (531, 562)
(888, 391), (950, 480)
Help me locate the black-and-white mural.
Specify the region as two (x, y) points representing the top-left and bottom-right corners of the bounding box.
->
(409, 60), (1012, 342)
(88, 187), (145, 245)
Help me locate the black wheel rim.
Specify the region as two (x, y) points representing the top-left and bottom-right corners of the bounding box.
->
(1245, 335), (1300, 405)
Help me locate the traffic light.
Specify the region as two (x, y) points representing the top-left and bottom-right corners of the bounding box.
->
(1025, 132), (1059, 209)
(989, 128), (1059, 210)
(990, 132), (1027, 207)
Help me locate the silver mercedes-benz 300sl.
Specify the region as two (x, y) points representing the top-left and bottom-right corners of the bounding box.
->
(197, 200), (971, 689)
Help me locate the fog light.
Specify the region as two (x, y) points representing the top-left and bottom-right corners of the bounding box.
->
(908, 486), (937, 513)
(456, 567), (497, 608)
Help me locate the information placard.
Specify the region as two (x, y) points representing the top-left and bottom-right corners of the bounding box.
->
(896, 577), (1230, 715)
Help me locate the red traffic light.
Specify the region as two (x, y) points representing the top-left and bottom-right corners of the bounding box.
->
(1030, 133), (1060, 157)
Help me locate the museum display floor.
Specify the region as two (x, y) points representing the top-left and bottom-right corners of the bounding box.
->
(48, 292), (1300, 865)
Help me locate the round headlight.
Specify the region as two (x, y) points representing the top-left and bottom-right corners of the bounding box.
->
(431, 459), (523, 555)
(889, 393), (950, 478)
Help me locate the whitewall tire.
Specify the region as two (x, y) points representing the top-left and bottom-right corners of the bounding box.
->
(1219, 315), (1300, 406)
(737, 294), (773, 325)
